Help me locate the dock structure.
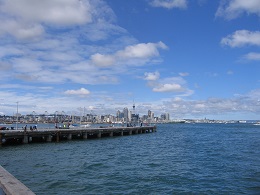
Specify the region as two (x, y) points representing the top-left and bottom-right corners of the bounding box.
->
(0, 126), (156, 146)
(0, 165), (35, 195)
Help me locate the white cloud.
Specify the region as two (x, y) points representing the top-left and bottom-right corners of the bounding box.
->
(144, 71), (160, 81)
(0, 0), (167, 87)
(116, 41), (167, 59)
(2, 1), (124, 45)
(146, 76), (193, 95)
(12, 58), (43, 73)
(0, 0), (115, 41)
(153, 83), (183, 92)
(0, 0), (92, 26)
(0, 20), (45, 40)
(156, 89), (260, 119)
(90, 53), (115, 67)
(150, 0), (187, 9)
(216, 0), (260, 19)
(221, 30), (260, 47)
(179, 72), (189, 77)
(243, 52), (260, 60)
(64, 88), (90, 96)
(90, 41), (168, 67)
(0, 87), (259, 120)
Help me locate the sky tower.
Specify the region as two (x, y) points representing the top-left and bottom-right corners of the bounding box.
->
(132, 100), (135, 115)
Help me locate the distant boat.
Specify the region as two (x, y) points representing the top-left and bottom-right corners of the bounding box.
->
(253, 122), (260, 126)
(69, 124), (91, 128)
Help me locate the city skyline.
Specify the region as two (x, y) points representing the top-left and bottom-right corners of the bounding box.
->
(0, 0), (260, 120)
(0, 106), (171, 124)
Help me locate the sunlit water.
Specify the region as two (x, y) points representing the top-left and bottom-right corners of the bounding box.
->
(0, 123), (259, 194)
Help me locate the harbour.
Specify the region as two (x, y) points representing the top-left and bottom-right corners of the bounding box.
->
(0, 123), (259, 194)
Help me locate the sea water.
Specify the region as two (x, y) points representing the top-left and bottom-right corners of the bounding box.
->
(0, 123), (259, 194)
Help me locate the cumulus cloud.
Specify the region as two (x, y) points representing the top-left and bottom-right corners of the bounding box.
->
(149, 0), (187, 9)
(216, 0), (260, 19)
(0, 0), (93, 40)
(116, 42), (167, 59)
(64, 88), (90, 96)
(0, 1), (167, 86)
(0, 20), (45, 40)
(221, 30), (260, 47)
(144, 71), (160, 81)
(90, 53), (115, 67)
(90, 41), (168, 67)
(146, 76), (193, 95)
(0, 0), (92, 25)
(155, 89), (260, 118)
(153, 83), (183, 92)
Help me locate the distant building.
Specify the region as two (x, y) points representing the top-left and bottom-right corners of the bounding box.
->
(123, 107), (129, 122)
(166, 113), (170, 121)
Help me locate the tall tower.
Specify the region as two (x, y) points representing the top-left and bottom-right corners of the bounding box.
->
(132, 100), (135, 115)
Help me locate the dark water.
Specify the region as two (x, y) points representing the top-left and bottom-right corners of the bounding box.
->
(0, 123), (259, 194)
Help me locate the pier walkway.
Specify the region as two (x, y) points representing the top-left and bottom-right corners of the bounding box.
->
(0, 126), (156, 146)
(0, 165), (35, 195)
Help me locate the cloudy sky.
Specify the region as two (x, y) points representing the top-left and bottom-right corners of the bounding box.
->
(0, 0), (259, 120)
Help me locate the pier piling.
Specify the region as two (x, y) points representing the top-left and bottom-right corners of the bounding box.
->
(23, 134), (28, 144)
(67, 134), (72, 140)
(46, 135), (52, 142)
(82, 132), (88, 139)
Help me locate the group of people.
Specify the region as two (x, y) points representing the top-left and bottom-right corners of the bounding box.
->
(55, 123), (70, 129)
(23, 125), (37, 131)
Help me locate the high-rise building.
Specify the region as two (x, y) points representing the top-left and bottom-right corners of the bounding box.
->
(148, 110), (152, 118)
(166, 113), (170, 121)
(123, 107), (128, 122)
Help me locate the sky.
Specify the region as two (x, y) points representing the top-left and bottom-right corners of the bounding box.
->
(0, 0), (260, 120)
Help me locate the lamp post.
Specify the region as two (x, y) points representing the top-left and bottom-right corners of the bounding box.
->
(16, 101), (19, 130)
(55, 111), (58, 123)
(45, 111), (48, 123)
(32, 111), (36, 123)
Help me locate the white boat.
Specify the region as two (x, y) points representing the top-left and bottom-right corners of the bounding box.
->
(253, 122), (260, 126)
(69, 123), (91, 128)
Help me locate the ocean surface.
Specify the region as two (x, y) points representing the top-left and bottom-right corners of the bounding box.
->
(0, 123), (259, 194)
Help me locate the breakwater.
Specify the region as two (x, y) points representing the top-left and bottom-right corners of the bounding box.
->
(0, 126), (156, 146)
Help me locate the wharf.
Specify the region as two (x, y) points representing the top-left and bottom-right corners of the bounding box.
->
(0, 126), (156, 146)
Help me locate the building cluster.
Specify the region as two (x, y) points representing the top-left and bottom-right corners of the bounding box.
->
(0, 107), (170, 124)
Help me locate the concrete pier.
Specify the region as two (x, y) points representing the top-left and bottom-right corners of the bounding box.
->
(0, 126), (156, 146)
(0, 165), (35, 195)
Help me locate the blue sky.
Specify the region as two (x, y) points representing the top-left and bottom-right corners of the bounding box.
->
(0, 0), (259, 120)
